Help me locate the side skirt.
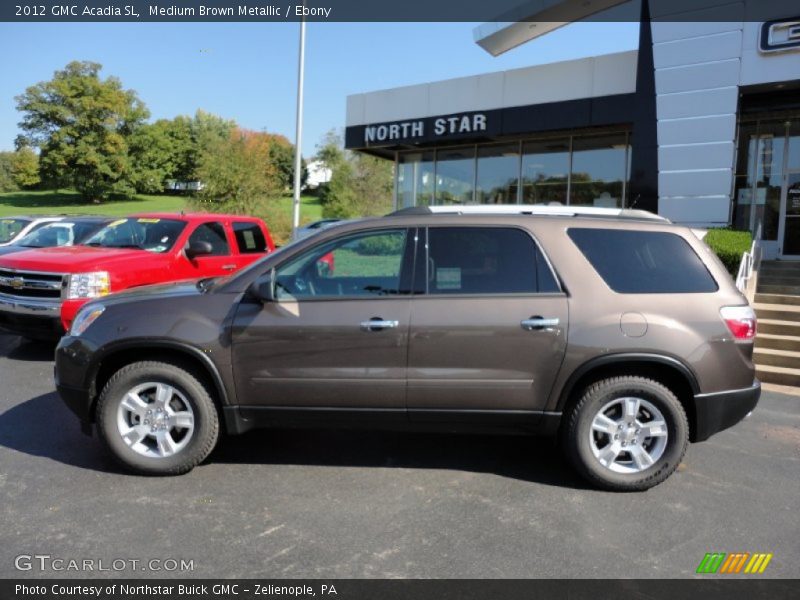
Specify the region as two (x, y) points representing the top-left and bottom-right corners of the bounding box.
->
(223, 406), (562, 436)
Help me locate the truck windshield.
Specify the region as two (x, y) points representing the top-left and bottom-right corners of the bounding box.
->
(0, 218), (31, 244)
(83, 218), (187, 253)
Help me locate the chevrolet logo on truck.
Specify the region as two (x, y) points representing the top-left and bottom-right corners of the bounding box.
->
(0, 275), (25, 289)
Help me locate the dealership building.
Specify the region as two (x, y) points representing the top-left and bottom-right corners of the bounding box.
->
(344, 0), (800, 259)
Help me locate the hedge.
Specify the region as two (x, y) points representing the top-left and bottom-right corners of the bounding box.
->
(704, 228), (752, 276)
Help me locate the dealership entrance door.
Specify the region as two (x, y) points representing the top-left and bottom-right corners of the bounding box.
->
(779, 171), (800, 258)
(735, 115), (800, 260)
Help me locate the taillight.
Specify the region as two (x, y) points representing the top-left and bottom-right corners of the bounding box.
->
(720, 306), (756, 341)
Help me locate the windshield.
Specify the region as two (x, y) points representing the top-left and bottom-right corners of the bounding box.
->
(83, 218), (187, 253)
(17, 223), (76, 248)
(0, 218), (31, 244)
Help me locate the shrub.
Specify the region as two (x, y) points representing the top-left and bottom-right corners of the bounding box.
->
(704, 228), (752, 275)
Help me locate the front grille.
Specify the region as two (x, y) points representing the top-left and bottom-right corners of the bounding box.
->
(0, 268), (64, 299)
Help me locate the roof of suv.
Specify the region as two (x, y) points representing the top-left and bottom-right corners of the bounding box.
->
(389, 205), (669, 223)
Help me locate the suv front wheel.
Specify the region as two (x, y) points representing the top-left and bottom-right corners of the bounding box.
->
(563, 376), (689, 491)
(96, 361), (220, 475)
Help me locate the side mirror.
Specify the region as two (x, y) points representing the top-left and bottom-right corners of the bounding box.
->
(185, 241), (213, 260)
(250, 273), (275, 303)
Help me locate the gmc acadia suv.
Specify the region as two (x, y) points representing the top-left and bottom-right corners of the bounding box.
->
(54, 206), (760, 491)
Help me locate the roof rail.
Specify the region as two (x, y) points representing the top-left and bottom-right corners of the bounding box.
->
(388, 205), (670, 222)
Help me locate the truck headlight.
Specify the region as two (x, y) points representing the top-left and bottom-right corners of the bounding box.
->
(70, 304), (105, 336)
(67, 272), (110, 299)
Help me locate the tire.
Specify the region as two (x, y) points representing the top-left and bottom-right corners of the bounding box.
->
(96, 361), (219, 475)
(562, 376), (688, 492)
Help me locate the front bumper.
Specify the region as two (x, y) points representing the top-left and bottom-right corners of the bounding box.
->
(0, 293), (64, 339)
(693, 379), (760, 442)
(55, 335), (98, 435)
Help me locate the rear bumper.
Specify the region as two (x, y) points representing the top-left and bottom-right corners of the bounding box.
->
(693, 379), (760, 442)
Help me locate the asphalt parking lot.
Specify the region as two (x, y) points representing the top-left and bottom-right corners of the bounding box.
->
(0, 333), (798, 579)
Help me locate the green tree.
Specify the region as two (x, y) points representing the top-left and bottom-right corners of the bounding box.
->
(267, 135), (308, 191)
(315, 130), (394, 218)
(10, 146), (40, 188)
(0, 152), (18, 193)
(195, 128), (281, 215)
(15, 61), (149, 201)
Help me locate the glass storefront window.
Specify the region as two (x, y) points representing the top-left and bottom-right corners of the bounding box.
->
(394, 131), (632, 209)
(520, 139), (569, 205)
(397, 152), (434, 208)
(435, 147), (475, 204)
(569, 134), (628, 207)
(475, 144), (520, 204)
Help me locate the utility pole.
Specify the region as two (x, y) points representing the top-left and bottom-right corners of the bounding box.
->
(291, 16), (306, 238)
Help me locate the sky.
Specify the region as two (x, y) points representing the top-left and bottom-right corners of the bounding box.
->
(0, 21), (639, 157)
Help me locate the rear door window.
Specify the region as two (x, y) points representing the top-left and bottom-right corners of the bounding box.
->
(233, 221), (268, 254)
(425, 227), (559, 294)
(567, 228), (718, 293)
(189, 222), (230, 256)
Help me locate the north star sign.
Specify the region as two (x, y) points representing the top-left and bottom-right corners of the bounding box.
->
(364, 113), (488, 144)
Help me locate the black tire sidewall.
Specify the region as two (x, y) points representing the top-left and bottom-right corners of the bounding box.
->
(97, 362), (218, 475)
(569, 378), (688, 491)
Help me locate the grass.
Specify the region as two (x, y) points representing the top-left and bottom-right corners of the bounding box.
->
(274, 194), (324, 223)
(333, 249), (401, 277)
(0, 189), (324, 223)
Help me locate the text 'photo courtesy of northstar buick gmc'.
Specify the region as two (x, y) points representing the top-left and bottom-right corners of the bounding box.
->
(53, 206), (760, 491)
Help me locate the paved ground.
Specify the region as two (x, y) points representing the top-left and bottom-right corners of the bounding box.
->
(0, 333), (798, 579)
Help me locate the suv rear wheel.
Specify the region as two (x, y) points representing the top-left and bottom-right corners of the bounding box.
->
(563, 376), (688, 491)
(96, 361), (219, 475)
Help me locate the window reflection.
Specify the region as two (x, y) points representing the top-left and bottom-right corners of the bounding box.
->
(476, 144), (519, 204)
(570, 134), (628, 207)
(521, 140), (569, 205)
(435, 147), (475, 205)
(397, 152), (434, 208)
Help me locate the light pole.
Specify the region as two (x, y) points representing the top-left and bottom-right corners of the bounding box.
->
(291, 16), (306, 238)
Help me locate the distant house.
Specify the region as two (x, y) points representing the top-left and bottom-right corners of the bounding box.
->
(166, 180), (204, 193)
(305, 160), (332, 189)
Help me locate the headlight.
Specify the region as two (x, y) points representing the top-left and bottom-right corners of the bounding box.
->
(70, 304), (105, 336)
(67, 272), (110, 299)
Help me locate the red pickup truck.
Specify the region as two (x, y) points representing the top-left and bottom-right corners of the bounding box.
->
(0, 213), (274, 339)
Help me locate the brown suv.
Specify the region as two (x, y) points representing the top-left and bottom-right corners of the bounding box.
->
(54, 206), (760, 491)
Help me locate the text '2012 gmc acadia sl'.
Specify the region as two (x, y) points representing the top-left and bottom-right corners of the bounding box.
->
(54, 206), (760, 491)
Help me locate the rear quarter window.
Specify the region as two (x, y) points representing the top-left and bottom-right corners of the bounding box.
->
(567, 228), (718, 293)
(233, 221), (268, 254)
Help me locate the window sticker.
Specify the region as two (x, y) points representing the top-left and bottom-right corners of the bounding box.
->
(108, 219), (127, 228)
(137, 218), (161, 223)
(243, 230), (256, 249)
(436, 267), (462, 290)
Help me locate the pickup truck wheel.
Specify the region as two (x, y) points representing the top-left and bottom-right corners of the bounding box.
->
(96, 361), (219, 475)
(562, 376), (688, 492)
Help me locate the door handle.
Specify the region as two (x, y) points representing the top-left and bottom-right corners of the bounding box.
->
(222, 264), (237, 271)
(521, 316), (560, 331)
(360, 318), (399, 332)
